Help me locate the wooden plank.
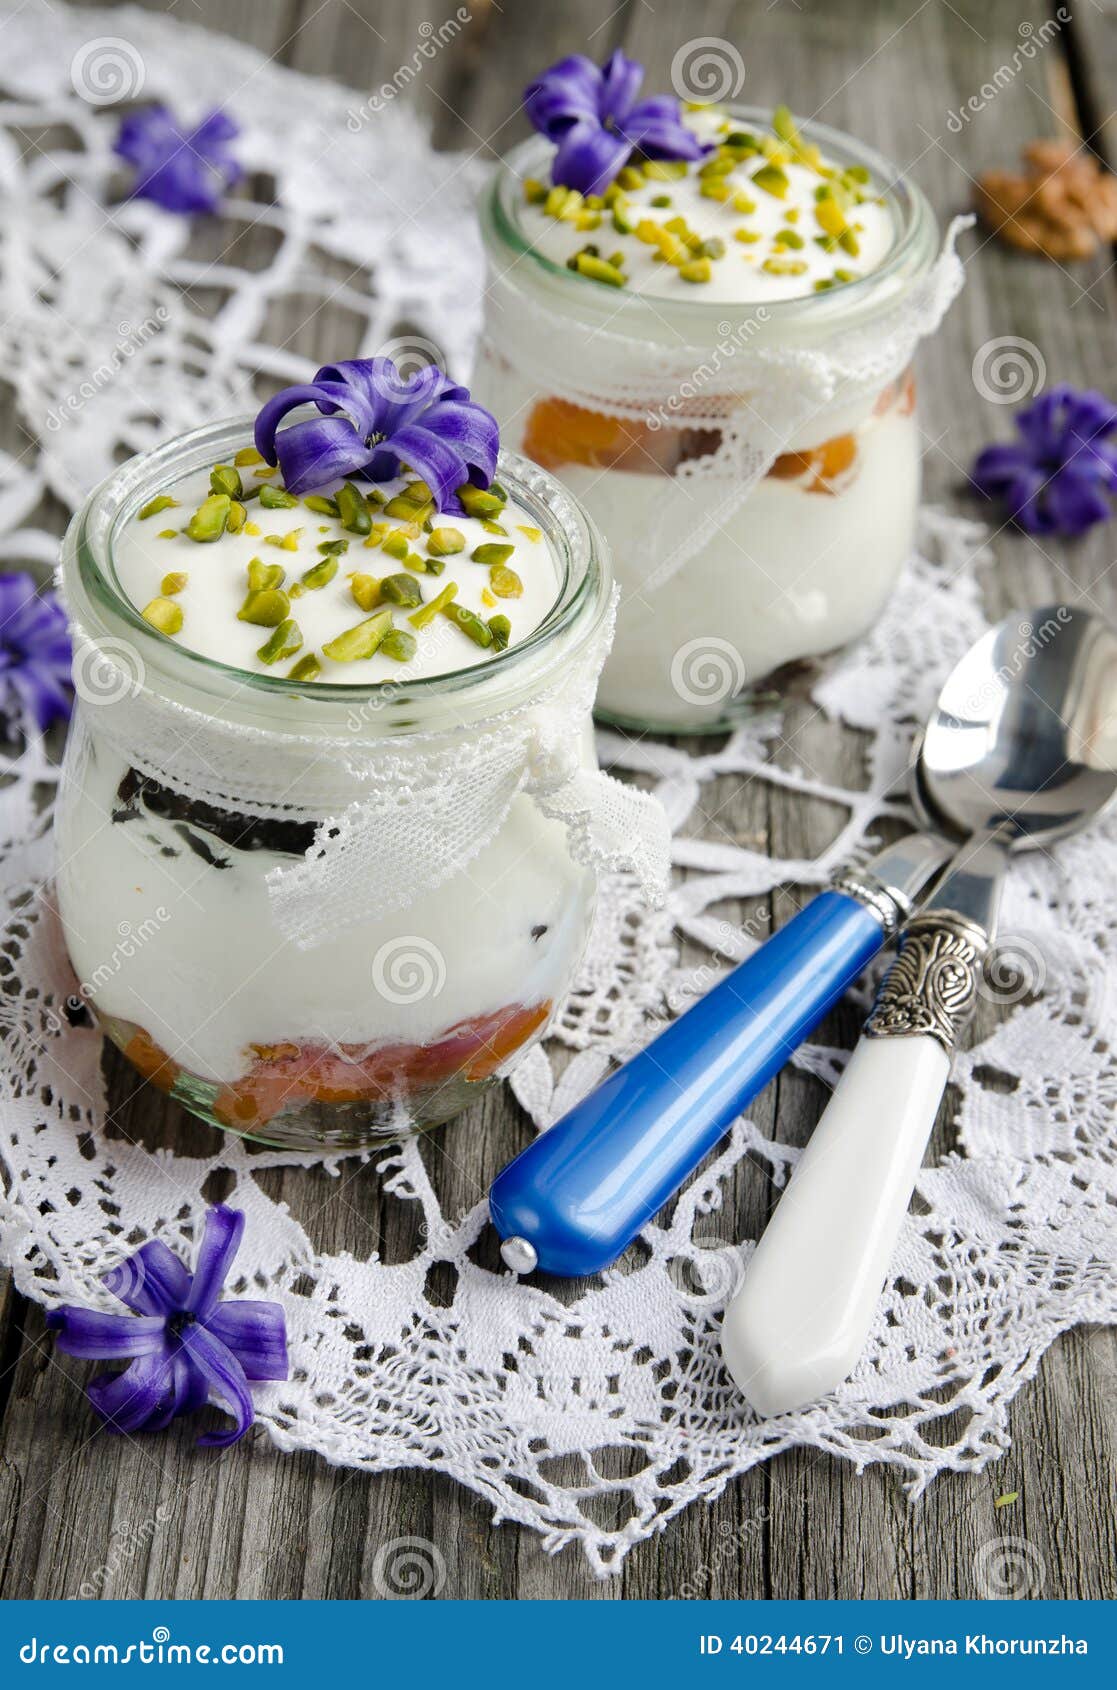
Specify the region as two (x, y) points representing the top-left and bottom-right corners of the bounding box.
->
(1, 0), (1113, 1601)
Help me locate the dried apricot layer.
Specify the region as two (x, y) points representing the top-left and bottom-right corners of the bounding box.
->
(116, 1000), (551, 1132)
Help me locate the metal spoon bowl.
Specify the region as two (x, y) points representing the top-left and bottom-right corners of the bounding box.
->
(915, 604), (1117, 849)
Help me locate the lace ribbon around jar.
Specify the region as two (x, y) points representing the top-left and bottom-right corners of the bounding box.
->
(65, 593), (670, 951)
(477, 218), (973, 592)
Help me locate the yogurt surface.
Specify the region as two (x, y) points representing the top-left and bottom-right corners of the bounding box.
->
(519, 106), (895, 304)
(113, 454), (560, 683)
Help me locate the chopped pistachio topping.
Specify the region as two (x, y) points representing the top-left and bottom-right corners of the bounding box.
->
(516, 525), (542, 543)
(442, 601), (494, 647)
(139, 493), (180, 521)
(409, 581), (457, 629)
(336, 480), (373, 535)
(300, 555), (338, 590)
(304, 494), (340, 517)
(237, 587), (290, 626)
(210, 464), (243, 499)
(156, 528), (178, 540)
(234, 446), (264, 467)
(141, 596), (183, 635)
(259, 484), (298, 510)
(247, 559), (285, 591)
(457, 484), (505, 519)
(488, 614), (512, 651)
(257, 618), (303, 664)
(426, 525), (466, 557)
(471, 542), (514, 566)
(489, 564), (523, 598)
(160, 571), (188, 595)
(322, 609), (393, 662)
(317, 538), (349, 556)
(349, 574), (382, 611)
(287, 652), (321, 682)
(226, 499), (248, 534)
(751, 163), (789, 199)
(380, 572), (423, 607)
(380, 628), (418, 663)
(244, 520), (262, 537)
(185, 493), (231, 543)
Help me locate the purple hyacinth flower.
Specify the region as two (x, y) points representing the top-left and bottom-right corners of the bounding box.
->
(971, 385), (1117, 537)
(254, 357), (500, 512)
(0, 572), (72, 735)
(47, 1206), (287, 1447)
(114, 105), (242, 215)
(524, 49), (711, 196)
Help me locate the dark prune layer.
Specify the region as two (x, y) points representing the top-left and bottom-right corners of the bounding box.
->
(113, 767), (318, 860)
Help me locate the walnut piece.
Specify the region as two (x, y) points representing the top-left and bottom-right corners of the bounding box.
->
(975, 139), (1117, 261)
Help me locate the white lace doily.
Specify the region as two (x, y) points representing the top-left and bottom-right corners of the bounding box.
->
(1, 3), (1115, 1578)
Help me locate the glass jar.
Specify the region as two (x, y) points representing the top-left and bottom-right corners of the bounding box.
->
(476, 106), (943, 734)
(56, 420), (611, 1151)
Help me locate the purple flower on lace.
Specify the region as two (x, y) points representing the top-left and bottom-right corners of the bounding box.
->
(971, 385), (1117, 537)
(254, 358), (500, 511)
(524, 49), (711, 195)
(0, 572), (72, 734)
(114, 106), (242, 215)
(47, 1206), (287, 1447)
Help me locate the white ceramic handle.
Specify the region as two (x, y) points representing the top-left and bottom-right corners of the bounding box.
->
(721, 1032), (950, 1417)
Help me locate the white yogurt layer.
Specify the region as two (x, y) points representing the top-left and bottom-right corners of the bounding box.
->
(520, 107), (895, 304)
(112, 457), (559, 683)
(57, 734), (594, 1084)
(481, 356), (919, 728)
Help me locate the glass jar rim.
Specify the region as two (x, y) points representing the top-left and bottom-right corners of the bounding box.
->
(482, 102), (939, 346)
(62, 416), (612, 736)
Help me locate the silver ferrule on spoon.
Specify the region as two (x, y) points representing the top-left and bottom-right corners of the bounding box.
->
(830, 830), (953, 940)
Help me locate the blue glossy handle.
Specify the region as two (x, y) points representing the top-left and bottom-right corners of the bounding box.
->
(490, 890), (885, 1277)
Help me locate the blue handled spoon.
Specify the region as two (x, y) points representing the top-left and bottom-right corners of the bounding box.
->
(486, 637), (1013, 1277)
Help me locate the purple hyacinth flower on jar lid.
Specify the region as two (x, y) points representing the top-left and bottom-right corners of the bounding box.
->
(47, 1205), (288, 1446)
(524, 49), (712, 196)
(971, 385), (1117, 538)
(254, 357), (500, 511)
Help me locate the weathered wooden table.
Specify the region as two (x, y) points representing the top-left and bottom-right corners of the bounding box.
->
(1, 0), (1114, 1600)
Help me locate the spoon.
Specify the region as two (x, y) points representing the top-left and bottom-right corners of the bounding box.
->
(720, 604), (1117, 1417)
(489, 656), (987, 1281)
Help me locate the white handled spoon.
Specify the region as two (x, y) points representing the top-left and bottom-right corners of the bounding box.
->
(721, 605), (1117, 1417)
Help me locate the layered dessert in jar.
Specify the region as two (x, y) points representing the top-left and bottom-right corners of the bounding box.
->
(55, 361), (624, 1150)
(476, 52), (963, 731)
